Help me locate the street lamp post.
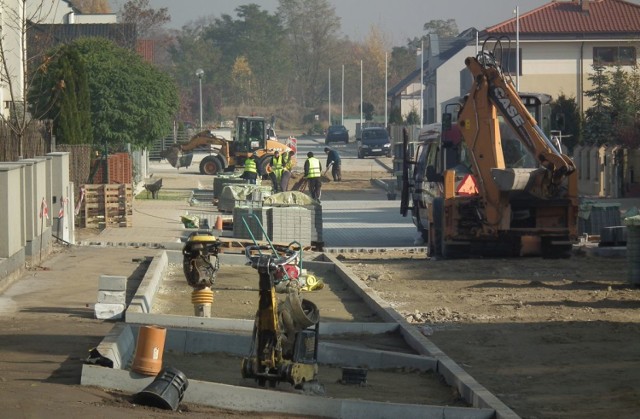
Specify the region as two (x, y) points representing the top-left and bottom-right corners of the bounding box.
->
(514, 6), (520, 91)
(196, 68), (204, 128)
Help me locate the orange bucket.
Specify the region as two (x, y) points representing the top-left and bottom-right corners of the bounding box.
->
(131, 325), (167, 376)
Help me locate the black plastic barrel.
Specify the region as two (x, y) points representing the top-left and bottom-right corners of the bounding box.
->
(134, 366), (189, 411)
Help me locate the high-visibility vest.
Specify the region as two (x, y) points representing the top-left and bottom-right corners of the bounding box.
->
(271, 155), (283, 174)
(244, 157), (257, 173)
(306, 157), (321, 178)
(283, 153), (294, 171)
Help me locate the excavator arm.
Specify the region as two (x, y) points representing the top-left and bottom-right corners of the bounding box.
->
(177, 130), (229, 154)
(161, 130), (231, 170)
(458, 54), (577, 228)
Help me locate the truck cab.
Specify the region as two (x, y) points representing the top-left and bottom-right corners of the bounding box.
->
(406, 121), (468, 242)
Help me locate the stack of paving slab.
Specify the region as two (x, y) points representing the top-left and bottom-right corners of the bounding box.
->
(95, 275), (127, 320)
(218, 184), (272, 213)
(233, 204), (323, 245)
(268, 206), (313, 246)
(309, 204), (323, 243)
(233, 206), (270, 240)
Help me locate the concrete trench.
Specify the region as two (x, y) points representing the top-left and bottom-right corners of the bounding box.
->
(81, 249), (520, 419)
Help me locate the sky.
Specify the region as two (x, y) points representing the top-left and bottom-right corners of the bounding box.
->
(105, 0), (573, 46)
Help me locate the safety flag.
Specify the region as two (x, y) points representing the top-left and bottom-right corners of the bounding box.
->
(58, 197), (68, 218)
(40, 197), (49, 220)
(75, 187), (85, 216)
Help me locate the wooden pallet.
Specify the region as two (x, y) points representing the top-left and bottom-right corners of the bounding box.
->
(80, 184), (133, 228)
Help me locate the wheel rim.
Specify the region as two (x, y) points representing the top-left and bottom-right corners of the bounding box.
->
(203, 160), (219, 175)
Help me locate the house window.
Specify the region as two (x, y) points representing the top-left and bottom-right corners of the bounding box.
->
(593, 46), (636, 66)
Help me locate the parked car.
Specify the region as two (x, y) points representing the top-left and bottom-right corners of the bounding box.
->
(325, 125), (349, 144)
(357, 127), (392, 158)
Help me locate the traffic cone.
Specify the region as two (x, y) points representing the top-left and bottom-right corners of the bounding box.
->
(215, 215), (224, 232)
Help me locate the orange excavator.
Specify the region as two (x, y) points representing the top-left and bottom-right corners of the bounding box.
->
(401, 41), (578, 258)
(162, 116), (291, 176)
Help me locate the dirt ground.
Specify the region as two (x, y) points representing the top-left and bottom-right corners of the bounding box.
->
(152, 261), (465, 407)
(2, 165), (638, 418)
(337, 250), (640, 419)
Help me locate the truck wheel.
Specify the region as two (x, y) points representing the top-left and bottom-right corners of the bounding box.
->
(541, 237), (572, 259)
(257, 156), (271, 179)
(199, 156), (223, 175)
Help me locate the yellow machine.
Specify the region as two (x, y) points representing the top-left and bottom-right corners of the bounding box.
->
(182, 232), (222, 288)
(241, 245), (322, 391)
(401, 40), (578, 258)
(162, 116), (291, 176)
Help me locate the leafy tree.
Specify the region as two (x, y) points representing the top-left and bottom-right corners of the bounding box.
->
(231, 56), (255, 106)
(389, 46), (417, 87)
(423, 19), (459, 37)
(551, 94), (581, 152)
(30, 46), (93, 145)
(360, 26), (388, 115)
(609, 66), (633, 129)
(202, 5), (289, 108)
(620, 64), (640, 148)
(583, 64), (613, 146)
(359, 102), (374, 121)
(389, 107), (403, 125)
(166, 26), (220, 123)
(406, 109), (420, 125)
(277, 0), (341, 106)
(42, 38), (179, 151)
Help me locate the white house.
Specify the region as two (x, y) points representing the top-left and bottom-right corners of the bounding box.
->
(0, 0), (116, 118)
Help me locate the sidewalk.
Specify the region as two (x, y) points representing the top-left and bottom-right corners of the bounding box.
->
(79, 161), (420, 250)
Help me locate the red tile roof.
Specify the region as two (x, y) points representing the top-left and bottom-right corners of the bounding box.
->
(486, 0), (640, 34)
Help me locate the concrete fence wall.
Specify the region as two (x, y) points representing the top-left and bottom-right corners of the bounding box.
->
(0, 153), (73, 289)
(572, 145), (632, 198)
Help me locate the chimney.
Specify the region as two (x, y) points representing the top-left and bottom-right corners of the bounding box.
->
(572, 0), (590, 11)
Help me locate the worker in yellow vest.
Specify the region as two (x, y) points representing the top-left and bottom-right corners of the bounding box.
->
(280, 150), (296, 192)
(241, 153), (258, 184)
(268, 150), (284, 192)
(304, 151), (322, 201)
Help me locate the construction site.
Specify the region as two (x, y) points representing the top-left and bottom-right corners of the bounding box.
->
(0, 139), (639, 419)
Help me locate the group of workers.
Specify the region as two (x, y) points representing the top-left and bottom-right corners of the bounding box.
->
(241, 146), (342, 203)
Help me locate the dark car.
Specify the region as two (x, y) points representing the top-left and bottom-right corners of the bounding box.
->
(325, 125), (349, 144)
(357, 127), (392, 158)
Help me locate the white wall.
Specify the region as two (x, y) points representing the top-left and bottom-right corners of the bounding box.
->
(517, 39), (640, 110)
(433, 46), (475, 124)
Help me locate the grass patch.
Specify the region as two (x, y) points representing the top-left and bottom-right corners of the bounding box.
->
(136, 190), (192, 201)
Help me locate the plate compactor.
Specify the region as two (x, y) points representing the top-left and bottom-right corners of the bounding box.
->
(241, 245), (323, 393)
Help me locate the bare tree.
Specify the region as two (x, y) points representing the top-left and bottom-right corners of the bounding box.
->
(0, 1), (69, 158)
(70, 0), (111, 13)
(118, 0), (169, 38)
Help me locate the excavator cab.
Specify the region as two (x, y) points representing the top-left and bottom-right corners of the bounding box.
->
(235, 116), (266, 155)
(234, 116), (291, 176)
